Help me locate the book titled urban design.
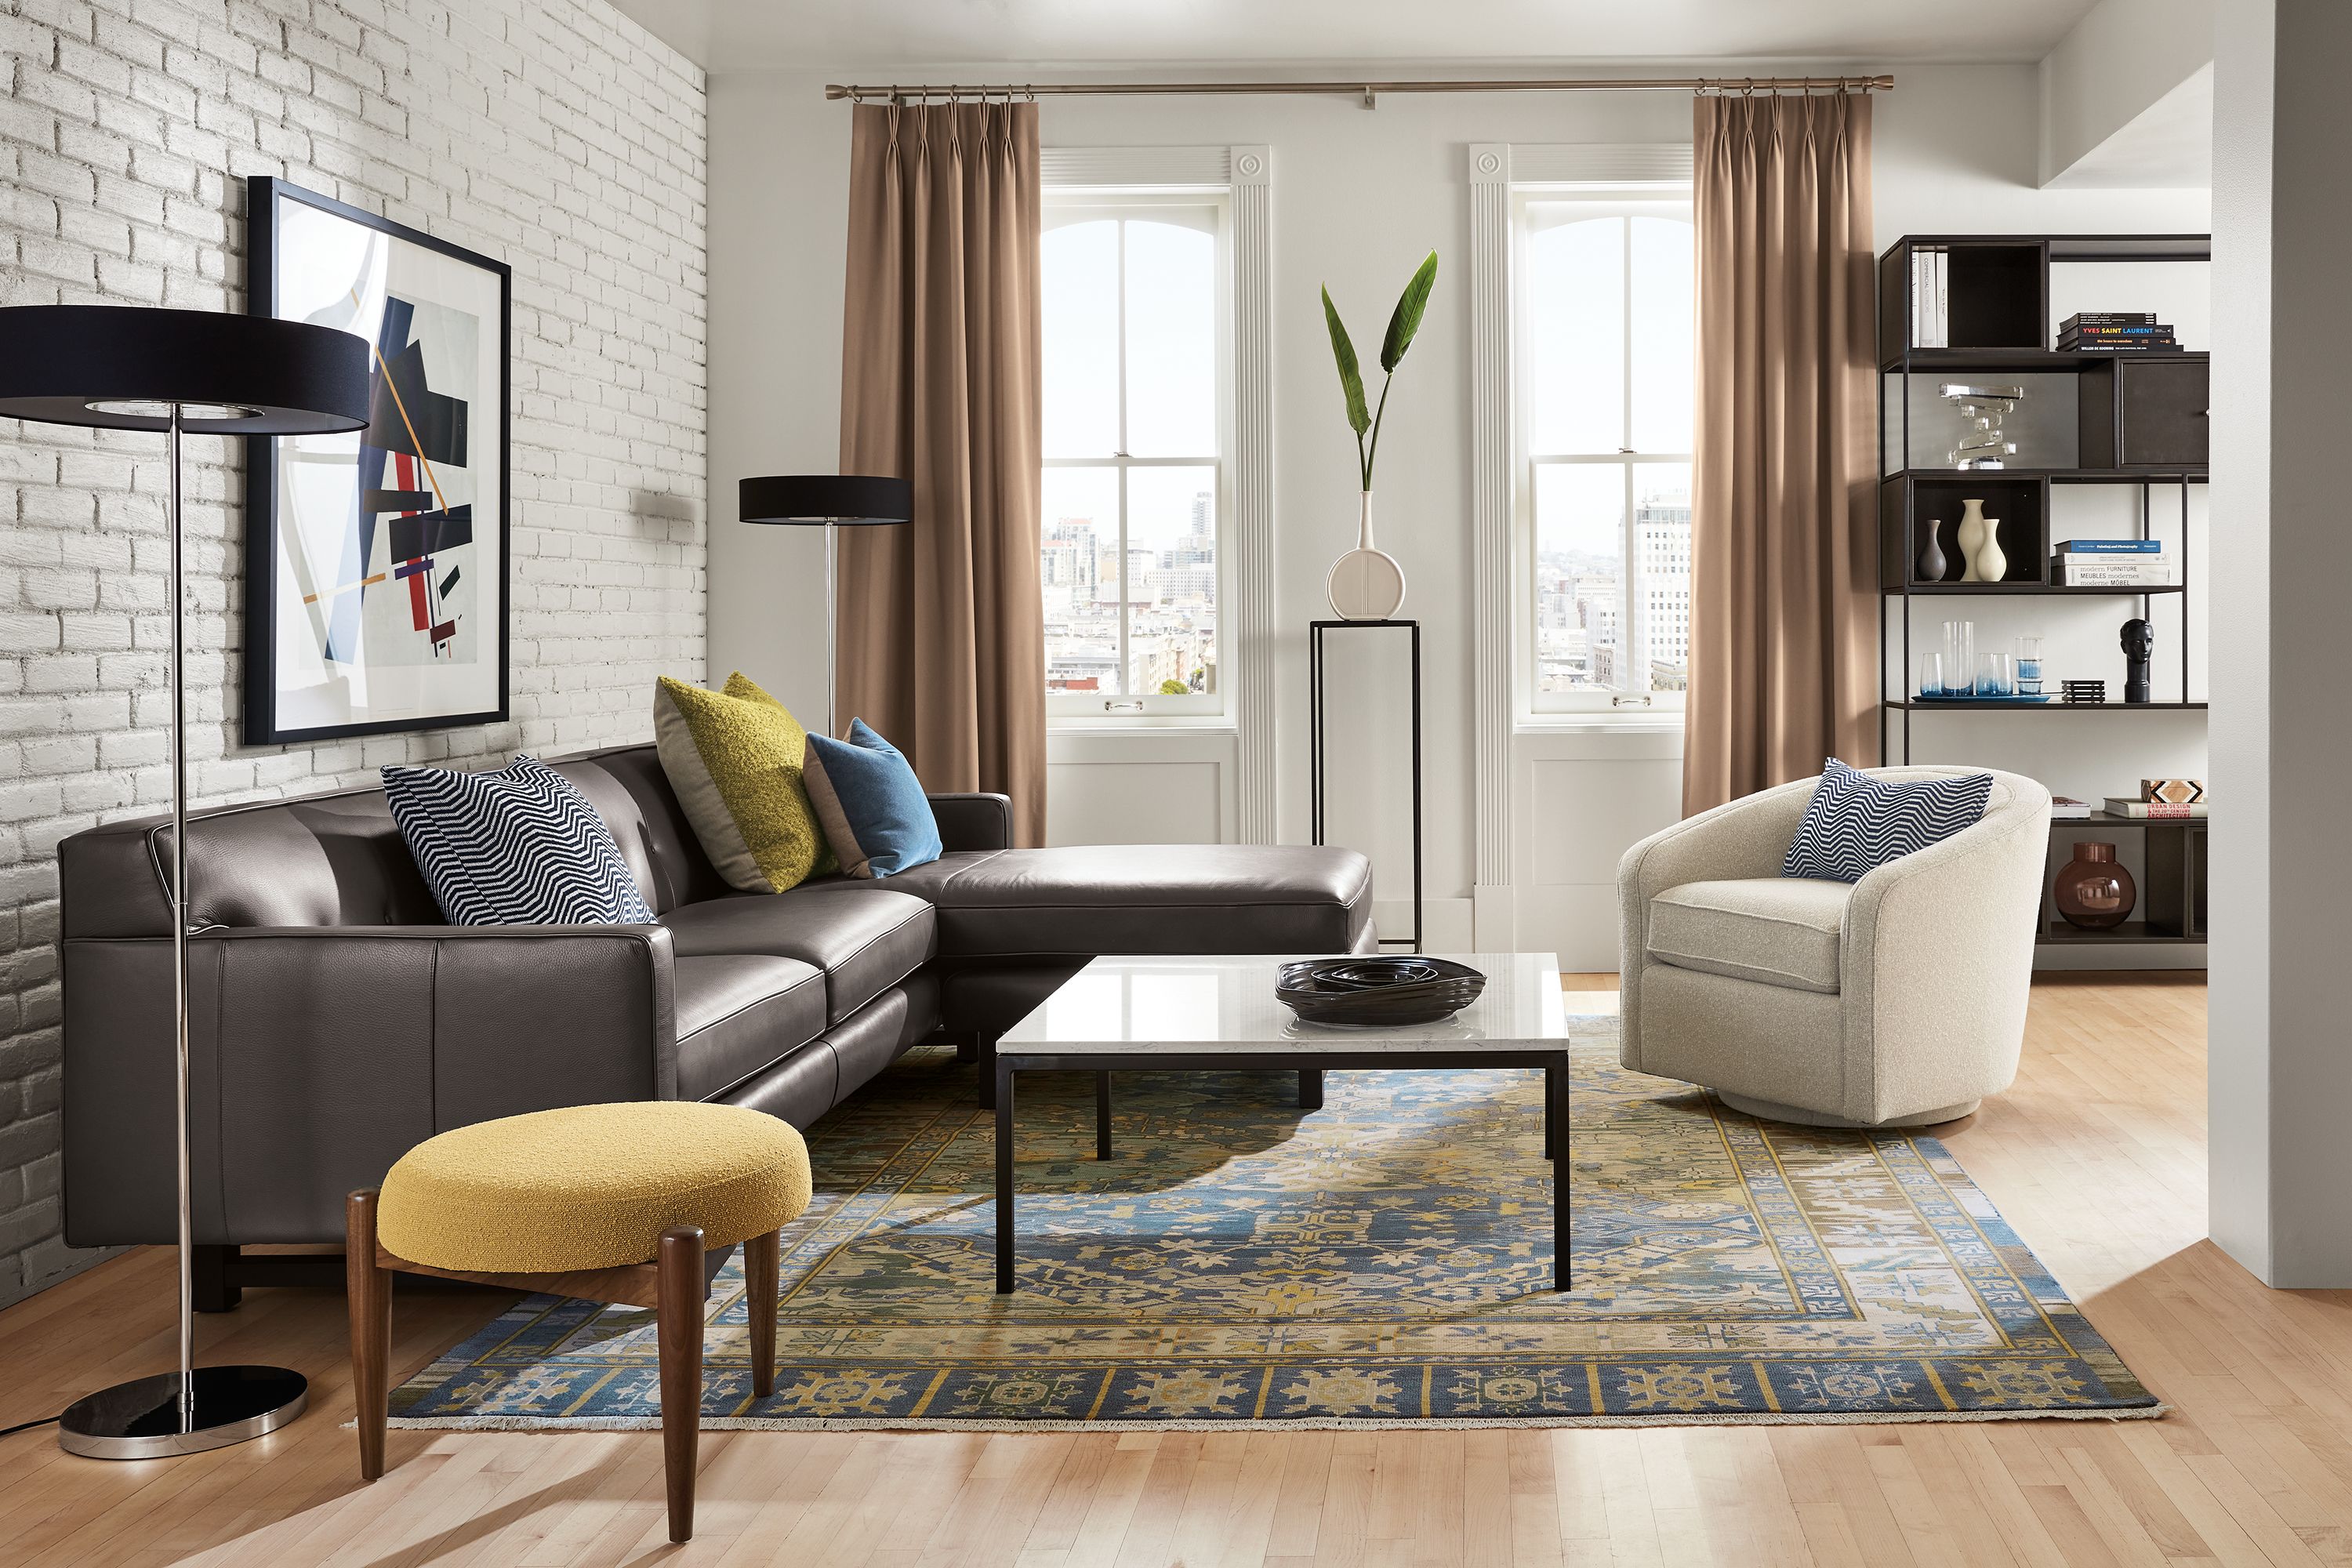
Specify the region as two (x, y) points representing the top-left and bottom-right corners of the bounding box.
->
(2103, 798), (2208, 818)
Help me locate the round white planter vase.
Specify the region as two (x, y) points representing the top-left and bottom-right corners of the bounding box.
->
(1327, 491), (1406, 620)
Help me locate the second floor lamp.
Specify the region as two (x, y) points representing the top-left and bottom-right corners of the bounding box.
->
(739, 474), (913, 739)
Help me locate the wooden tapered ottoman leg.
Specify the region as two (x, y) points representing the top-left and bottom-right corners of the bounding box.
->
(746, 1229), (779, 1399)
(344, 1190), (392, 1483)
(656, 1225), (705, 1544)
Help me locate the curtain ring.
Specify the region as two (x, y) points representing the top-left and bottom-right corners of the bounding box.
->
(1740, 78), (1755, 96)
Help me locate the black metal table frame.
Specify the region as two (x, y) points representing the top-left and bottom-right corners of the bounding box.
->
(1308, 619), (1422, 950)
(992, 1047), (1572, 1295)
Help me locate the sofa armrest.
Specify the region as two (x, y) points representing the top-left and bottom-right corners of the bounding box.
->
(1614, 777), (1818, 1069)
(929, 792), (1013, 852)
(64, 924), (677, 1247)
(1838, 775), (2051, 1120)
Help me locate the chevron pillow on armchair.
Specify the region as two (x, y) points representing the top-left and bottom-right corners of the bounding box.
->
(383, 755), (656, 926)
(1780, 757), (1994, 884)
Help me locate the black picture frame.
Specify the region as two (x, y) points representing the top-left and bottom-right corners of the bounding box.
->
(242, 175), (511, 745)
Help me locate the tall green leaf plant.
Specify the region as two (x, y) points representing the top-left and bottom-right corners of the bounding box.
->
(1320, 250), (1439, 493)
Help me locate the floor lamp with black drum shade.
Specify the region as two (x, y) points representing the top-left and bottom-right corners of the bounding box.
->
(739, 474), (913, 739)
(0, 303), (371, 1457)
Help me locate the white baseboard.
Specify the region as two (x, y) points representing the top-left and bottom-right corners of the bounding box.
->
(2034, 944), (2207, 971)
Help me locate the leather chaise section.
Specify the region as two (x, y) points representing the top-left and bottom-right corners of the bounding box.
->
(883, 844), (1374, 958)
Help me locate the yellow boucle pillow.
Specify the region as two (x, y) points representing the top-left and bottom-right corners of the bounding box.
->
(652, 672), (835, 893)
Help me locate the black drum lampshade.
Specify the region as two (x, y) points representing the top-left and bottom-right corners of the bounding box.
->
(0, 304), (370, 434)
(740, 474), (913, 526)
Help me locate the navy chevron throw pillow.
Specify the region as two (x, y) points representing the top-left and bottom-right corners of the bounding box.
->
(1781, 759), (1993, 884)
(383, 755), (656, 926)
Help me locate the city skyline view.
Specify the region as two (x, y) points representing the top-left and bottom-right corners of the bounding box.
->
(1041, 201), (1224, 701)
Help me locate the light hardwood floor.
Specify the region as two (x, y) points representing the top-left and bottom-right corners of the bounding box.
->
(8, 972), (2339, 1567)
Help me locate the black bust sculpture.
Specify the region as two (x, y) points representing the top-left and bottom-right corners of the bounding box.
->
(2121, 617), (2155, 704)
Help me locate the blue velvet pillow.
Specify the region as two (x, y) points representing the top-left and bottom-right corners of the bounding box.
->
(800, 719), (943, 879)
(383, 754), (656, 925)
(1781, 758), (1993, 884)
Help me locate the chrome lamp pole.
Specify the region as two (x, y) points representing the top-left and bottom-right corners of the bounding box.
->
(0, 305), (371, 1457)
(739, 475), (915, 737)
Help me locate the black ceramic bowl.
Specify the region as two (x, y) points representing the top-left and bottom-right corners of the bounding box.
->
(1276, 956), (1487, 1027)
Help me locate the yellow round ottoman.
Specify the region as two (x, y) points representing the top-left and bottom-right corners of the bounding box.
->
(346, 1102), (811, 1544)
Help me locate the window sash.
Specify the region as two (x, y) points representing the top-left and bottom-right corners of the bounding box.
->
(1515, 189), (1693, 715)
(1042, 192), (1231, 719)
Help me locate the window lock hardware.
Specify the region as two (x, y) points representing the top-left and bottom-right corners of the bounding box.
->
(1105, 699), (1145, 713)
(1611, 694), (1653, 709)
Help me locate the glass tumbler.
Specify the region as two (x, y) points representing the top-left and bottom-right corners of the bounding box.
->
(1918, 652), (1946, 698)
(2016, 636), (2045, 695)
(1975, 651), (2015, 697)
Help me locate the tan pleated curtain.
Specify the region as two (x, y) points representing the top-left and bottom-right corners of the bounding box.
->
(837, 101), (1047, 846)
(1682, 91), (1879, 818)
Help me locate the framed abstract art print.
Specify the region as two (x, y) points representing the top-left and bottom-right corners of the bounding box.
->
(243, 176), (510, 743)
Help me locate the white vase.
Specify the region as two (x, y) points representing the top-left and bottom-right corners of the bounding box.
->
(1973, 515), (2006, 583)
(1957, 499), (1988, 583)
(1327, 491), (1406, 620)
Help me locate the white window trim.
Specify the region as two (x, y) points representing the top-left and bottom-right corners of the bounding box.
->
(1514, 188), (1695, 717)
(1041, 145), (1274, 844)
(1465, 141), (1692, 931)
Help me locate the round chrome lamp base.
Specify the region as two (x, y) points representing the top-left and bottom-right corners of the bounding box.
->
(57, 1366), (307, 1459)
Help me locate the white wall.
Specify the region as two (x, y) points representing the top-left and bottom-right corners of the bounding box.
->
(2208, 0), (2274, 1284)
(2209, 0), (2352, 1287)
(0, 0), (707, 1305)
(706, 61), (2209, 967)
(2039, 0), (2218, 184)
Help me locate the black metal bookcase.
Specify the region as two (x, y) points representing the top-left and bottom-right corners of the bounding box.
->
(1875, 233), (2210, 953)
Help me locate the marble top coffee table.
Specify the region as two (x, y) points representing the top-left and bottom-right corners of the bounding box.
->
(990, 953), (1573, 1294)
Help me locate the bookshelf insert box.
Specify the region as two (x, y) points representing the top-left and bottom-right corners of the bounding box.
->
(1879, 474), (2046, 589)
(1878, 240), (2046, 356)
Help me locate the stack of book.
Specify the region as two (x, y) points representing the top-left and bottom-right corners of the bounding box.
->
(2103, 796), (2208, 818)
(2053, 796), (2094, 820)
(2054, 539), (2176, 586)
(2058, 312), (2177, 352)
(1910, 249), (1949, 348)
(2062, 681), (2108, 703)
(2103, 778), (2209, 818)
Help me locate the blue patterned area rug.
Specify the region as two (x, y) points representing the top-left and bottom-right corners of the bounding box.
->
(387, 1026), (2159, 1430)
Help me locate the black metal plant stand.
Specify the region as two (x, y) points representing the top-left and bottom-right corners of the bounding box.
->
(1308, 619), (1422, 951)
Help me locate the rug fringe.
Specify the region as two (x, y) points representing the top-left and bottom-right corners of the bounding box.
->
(380, 1403), (2165, 1435)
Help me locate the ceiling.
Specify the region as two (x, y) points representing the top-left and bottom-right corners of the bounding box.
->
(614, 0), (2109, 73)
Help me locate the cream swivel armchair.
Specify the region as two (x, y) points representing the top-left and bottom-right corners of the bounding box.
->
(1617, 766), (2052, 1127)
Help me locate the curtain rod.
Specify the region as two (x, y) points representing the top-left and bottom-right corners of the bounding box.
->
(825, 75), (1894, 107)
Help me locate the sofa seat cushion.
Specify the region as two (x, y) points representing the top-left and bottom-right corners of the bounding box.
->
(674, 954), (829, 1100)
(660, 883), (936, 1024)
(880, 845), (1373, 959)
(1648, 877), (1852, 995)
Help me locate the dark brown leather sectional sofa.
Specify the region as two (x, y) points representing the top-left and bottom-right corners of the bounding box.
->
(56, 742), (1374, 1301)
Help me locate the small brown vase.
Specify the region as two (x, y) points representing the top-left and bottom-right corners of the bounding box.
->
(2055, 841), (2136, 930)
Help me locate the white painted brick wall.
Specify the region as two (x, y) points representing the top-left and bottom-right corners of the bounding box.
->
(0, 0), (708, 1305)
